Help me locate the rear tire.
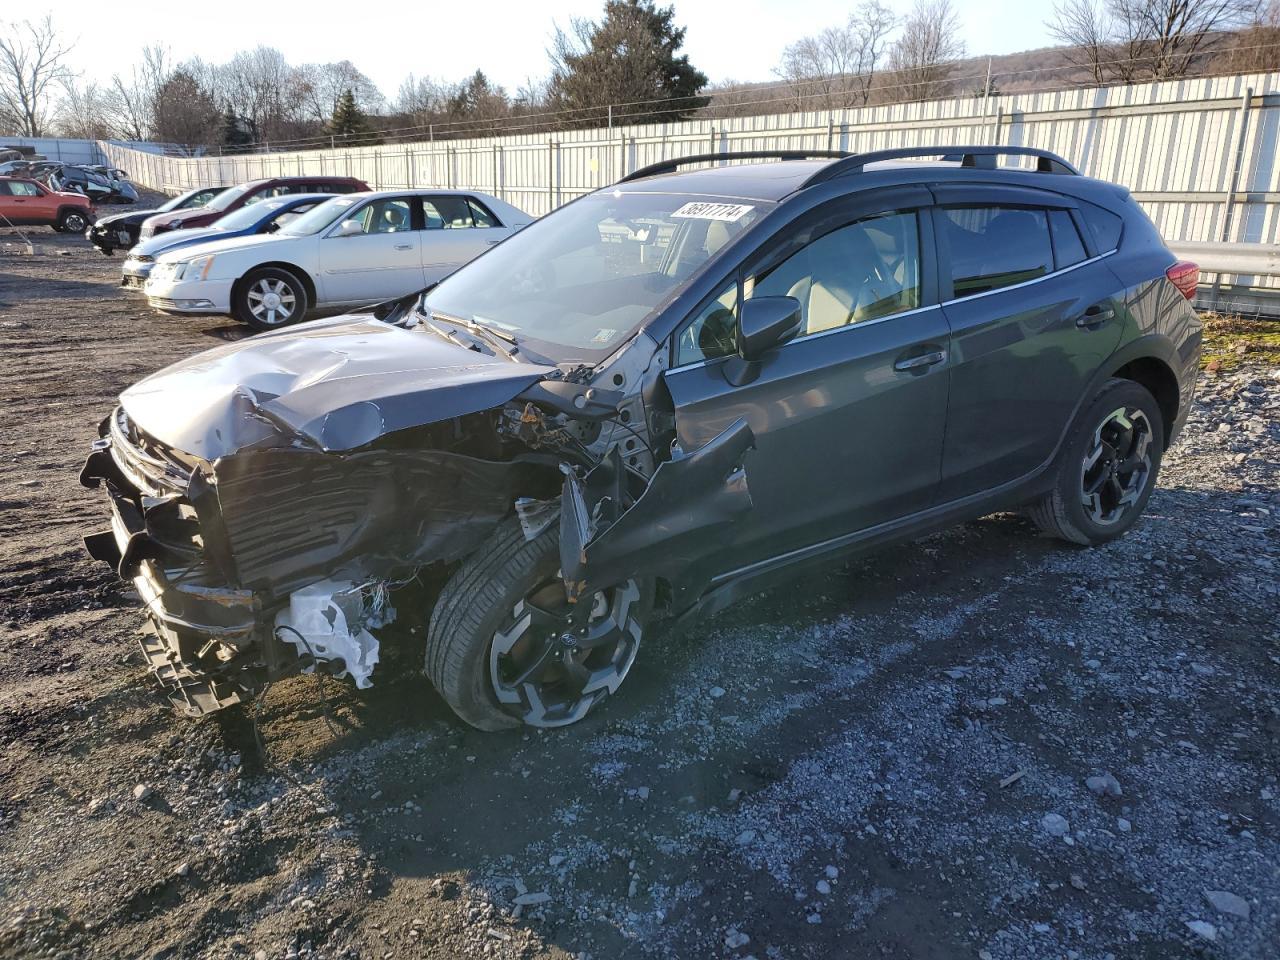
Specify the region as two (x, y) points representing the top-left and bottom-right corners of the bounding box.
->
(1028, 378), (1164, 546)
(425, 519), (652, 731)
(233, 267), (308, 331)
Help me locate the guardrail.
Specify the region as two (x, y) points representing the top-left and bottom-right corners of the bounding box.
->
(1170, 241), (1280, 317)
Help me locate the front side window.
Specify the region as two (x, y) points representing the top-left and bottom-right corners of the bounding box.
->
(754, 211), (921, 335)
(673, 211), (922, 366)
(337, 198), (412, 235)
(944, 206), (1053, 297)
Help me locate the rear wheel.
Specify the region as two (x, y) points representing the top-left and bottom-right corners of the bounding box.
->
(1028, 378), (1164, 546)
(425, 519), (652, 730)
(234, 267), (307, 331)
(57, 210), (89, 234)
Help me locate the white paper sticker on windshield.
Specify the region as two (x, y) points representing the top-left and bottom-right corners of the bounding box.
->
(671, 201), (754, 222)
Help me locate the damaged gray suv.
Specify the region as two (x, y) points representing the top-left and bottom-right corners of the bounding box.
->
(81, 146), (1202, 729)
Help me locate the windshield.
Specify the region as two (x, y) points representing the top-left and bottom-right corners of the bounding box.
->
(425, 191), (773, 362)
(281, 195), (360, 236)
(206, 183), (253, 212)
(158, 191), (192, 213)
(213, 198), (290, 231)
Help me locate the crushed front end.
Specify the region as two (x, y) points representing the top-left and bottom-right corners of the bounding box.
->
(80, 407), (266, 715)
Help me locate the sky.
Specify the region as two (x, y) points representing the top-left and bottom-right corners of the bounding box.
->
(43, 0), (1057, 97)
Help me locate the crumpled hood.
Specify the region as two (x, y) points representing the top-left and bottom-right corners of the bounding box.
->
(120, 315), (556, 460)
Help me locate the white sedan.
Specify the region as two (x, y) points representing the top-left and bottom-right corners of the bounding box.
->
(143, 189), (532, 330)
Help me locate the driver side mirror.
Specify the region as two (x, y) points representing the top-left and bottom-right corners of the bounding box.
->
(334, 219), (363, 238)
(723, 295), (802, 386)
(261, 221), (280, 234)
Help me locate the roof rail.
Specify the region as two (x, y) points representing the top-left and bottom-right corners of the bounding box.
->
(802, 146), (1079, 187)
(617, 149), (850, 184)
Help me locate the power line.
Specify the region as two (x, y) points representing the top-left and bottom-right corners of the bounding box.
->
(115, 41), (1280, 156)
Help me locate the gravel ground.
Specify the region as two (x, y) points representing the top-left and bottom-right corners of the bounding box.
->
(0, 224), (1277, 960)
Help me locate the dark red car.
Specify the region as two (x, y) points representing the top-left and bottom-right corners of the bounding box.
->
(139, 176), (368, 239)
(0, 177), (94, 233)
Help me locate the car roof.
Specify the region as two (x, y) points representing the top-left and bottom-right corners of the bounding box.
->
(614, 160), (834, 202)
(609, 149), (1109, 204)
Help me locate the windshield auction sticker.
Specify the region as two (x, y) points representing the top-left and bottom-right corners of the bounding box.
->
(671, 202), (755, 222)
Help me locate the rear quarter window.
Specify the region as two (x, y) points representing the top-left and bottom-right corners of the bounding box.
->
(1079, 202), (1124, 253)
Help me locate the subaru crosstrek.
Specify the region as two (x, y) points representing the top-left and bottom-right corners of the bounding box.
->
(80, 146), (1201, 729)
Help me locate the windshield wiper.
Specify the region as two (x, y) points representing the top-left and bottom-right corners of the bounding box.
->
(427, 312), (521, 361)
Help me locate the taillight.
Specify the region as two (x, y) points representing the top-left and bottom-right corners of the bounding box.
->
(1166, 260), (1199, 301)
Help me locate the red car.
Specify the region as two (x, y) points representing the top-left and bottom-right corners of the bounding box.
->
(139, 176), (369, 239)
(0, 177), (94, 233)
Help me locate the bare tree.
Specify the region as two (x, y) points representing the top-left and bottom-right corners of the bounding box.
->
(153, 69), (221, 151)
(1049, 0), (1259, 84)
(218, 46), (302, 143)
(105, 45), (172, 141)
(884, 0), (966, 102)
(0, 17), (74, 137)
(775, 1), (897, 110)
(1221, 0), (1280, 71)
(1048, 1), (1115, 83)
(54, 78), (115, 138)
(295, 61), (383, 126)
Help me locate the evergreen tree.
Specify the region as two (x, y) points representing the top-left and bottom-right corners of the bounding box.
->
(549, 0), (709, 126)
(326, 88), (379, 145)
(220, 106), (253, 153)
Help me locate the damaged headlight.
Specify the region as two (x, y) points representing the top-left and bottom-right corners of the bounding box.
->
(172, 255), (216, 281)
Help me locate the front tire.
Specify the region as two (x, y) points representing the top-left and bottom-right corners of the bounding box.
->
(57, 210), (89, 234)
(1028, 378), (1164, 546)
(425, 519), (652, 731)
(233, 267), (308, 331)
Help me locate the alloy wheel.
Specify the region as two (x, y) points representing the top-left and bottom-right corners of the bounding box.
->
(1080, 406), (1153, 526)
(246, 277), (298, 327)
(490, 577), (642, 727)
(63, 213), (88, 233)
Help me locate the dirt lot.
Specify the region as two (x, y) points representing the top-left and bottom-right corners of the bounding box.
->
(0, 221), (1277, 960)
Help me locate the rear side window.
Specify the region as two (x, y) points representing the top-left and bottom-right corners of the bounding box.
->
(1079, 203), (1124, 253)
(944, 206), (1052, 297)
(467, 198), (500, 227)
(1049, 209), (1088, 268)
(422, 196), (475, 229)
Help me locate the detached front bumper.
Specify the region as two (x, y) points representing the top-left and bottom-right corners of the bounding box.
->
(143, 277), (234, 315)
(80, 410), (268, 715)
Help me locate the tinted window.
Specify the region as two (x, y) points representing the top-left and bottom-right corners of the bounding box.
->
(468, 198), (499, 227)
(0, 182), (11, 196)
(1079, 202), (1124, 253)
(945, 206), (1052, 297)
(422, 196), (474, 229)
(755, 212), (922, 335)
(1049, 209), (1087, 268)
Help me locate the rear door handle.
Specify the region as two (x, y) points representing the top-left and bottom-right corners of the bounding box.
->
(1076, 302), (1115, 328)
(894, 349), (947, 371)
(486, 239), (501, 245)
(394, 243), (413, 251)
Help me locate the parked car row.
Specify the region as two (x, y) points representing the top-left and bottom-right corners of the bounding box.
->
(97, 174), (534, 330)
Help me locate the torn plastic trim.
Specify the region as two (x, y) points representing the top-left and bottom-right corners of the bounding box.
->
(274, 579), (396, 689)
(559, 417), (755, 604)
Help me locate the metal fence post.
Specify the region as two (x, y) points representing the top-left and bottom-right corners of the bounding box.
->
(1220, 87), (1254, 244)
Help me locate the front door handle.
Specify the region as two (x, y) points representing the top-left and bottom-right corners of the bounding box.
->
(394, 243), (413, 251)
(894, 349), (947, 372)
(1076, 302), (1115, 328)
